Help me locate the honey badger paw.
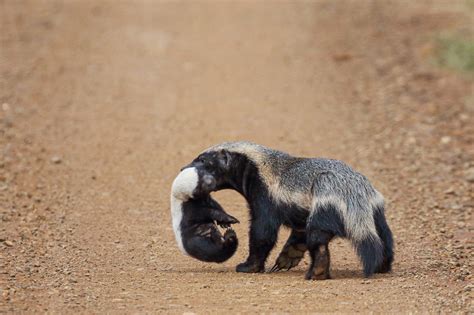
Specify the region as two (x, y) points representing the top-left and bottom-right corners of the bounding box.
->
(236, 261), (264, 273)
(269, 244), (307, 272)
(304, 268), (331, 280)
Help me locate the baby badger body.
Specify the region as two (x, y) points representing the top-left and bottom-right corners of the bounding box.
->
(171, 167), (239, 263)
(183, 141), (394, 280)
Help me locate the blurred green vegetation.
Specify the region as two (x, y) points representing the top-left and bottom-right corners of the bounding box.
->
(435, 35), (474, 74)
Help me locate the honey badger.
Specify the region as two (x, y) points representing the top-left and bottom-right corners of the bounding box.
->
(171, 167), (239, 263)
(183, 141), (394, 279)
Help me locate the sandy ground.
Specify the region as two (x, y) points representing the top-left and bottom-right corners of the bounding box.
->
(1, 0), (473, 313)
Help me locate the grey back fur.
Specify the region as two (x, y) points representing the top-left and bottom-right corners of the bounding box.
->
(205, 141), (384, 243)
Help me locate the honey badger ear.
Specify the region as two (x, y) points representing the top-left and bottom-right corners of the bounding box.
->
(217, 149), (232, 169)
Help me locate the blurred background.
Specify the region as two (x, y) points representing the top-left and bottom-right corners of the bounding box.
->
(1, 0), (473, 313)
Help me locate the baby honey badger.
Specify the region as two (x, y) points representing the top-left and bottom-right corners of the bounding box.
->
(183, 142), (394, 280)
(171, 167), (239, 263)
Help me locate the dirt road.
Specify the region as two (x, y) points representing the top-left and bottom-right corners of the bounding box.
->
(1, 1), (472, 313)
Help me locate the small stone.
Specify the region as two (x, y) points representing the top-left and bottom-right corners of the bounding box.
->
(406, 137), (416, 145)
(332, 53), (352, 62)
(444, 187), (455, 195)
(459, 113), (469, 122)
(464, 168), (474, 183)
(51, 156), (62, 164)
(440, 136), (451, 144)
(4, 241), (13, 247)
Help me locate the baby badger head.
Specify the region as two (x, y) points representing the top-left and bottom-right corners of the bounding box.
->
(171, 166), (216, 200)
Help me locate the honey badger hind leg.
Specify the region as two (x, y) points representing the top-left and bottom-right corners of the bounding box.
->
(270, 229), (307, 272)
(304, 205), (338, 280)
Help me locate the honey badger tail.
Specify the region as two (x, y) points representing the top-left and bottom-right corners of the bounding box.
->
(355, 205), (393, 277)
(355, 233), (384, 278)
(374, 206), (394, 273)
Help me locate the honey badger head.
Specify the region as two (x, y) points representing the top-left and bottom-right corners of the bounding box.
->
(182, 149), (237, 193)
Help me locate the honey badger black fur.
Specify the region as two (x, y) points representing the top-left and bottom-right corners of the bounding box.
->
(184, 141), (394, 279)
(171, 167), (239, 263)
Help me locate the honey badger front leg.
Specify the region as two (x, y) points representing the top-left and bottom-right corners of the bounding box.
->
(270, 229), (307, 272)
(236, 205), (281, 273)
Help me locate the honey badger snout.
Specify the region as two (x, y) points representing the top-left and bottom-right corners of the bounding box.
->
(201, 174), (216, 191)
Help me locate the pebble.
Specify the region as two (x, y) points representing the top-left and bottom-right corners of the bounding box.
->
(406, 137), (416, 145)
(51, 156), (62, 164)
(464, 168), (474, 183)
(444, 187), (455, 195)
(459, 113), (469, 122)
(440, 136), (451, 144)
(4, 241), (13, 247)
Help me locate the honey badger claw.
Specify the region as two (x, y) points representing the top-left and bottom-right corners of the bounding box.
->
(269, 244), (307, 272)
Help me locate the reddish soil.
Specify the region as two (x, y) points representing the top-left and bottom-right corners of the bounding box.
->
(1, 1), (472, 313)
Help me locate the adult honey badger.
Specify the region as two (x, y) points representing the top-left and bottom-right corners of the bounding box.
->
(183, 141), (394, 280)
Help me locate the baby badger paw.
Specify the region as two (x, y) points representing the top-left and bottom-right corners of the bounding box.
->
(216, 214), (239, 229)
(223, 228), (237, 241)
(269, 244), (307, 272)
